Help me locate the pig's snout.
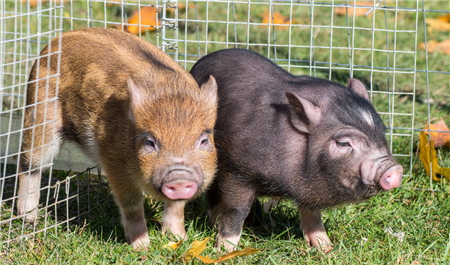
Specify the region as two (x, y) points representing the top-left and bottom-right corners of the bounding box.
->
(162, 179), (198, 200)
(160, 168), (199, 200)
(379, 165), (403, 190)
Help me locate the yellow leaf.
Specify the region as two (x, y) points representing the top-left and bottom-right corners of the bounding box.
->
(425, 18), (450, 32)
(184, 237), (210, 262)
(164, 240), (183, 250)
(166, 237), (260, 263)
(419, 131), (450, 182)
(214, 248), (260, 262)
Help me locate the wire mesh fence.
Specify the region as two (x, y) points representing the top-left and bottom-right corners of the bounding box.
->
(1, 0), (449, 251)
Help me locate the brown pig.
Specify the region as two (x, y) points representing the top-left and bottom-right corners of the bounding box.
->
(17, 28), (218, 249)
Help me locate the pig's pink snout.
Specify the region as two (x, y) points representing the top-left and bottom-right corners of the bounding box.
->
(379, 165), (403, 190)
(162, 180), (198, 200)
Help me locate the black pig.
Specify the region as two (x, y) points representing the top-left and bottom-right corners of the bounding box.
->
(190, 49), (403, 252)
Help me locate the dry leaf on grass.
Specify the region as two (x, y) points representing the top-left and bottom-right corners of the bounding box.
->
(22, 0), (47, 7)
(419, 39), (450, 55)
(425, 18), (450, 32)
(166, 237), (259, 263)
(261, 10), (293, 29)
(334, 2), (374, 17)
(124, 6), (160, 34)
(423, 118), (450, 148)
(438, 13), (450, 23)
(419, 131), (450, 182)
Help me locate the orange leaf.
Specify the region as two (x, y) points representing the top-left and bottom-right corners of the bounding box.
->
(126, 6), (160, 34)
(419, 131), (450, 182)
(334, 2), (374, 17)
(419, 40), (450, 55)
(423, 118), (450, 147)
(425, 18), (450, 32)
(261, 11), (293, 29)
(438, 13), (450, 23)
(22, 0), (47, 7)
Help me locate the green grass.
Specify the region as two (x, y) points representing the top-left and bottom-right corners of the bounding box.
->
(2, 0), (450, 263)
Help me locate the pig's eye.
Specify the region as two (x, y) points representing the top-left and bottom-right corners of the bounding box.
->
(337, 141), (351, 147)
(198, 133), (212, 151)
(144, 137), (158, 152)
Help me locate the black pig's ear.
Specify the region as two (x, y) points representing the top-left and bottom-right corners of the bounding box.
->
(286, 92), (322, 134)
(200, 75), (218, 108)
(347, 78), (370, 101)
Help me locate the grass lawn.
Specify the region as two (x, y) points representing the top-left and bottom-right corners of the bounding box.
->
(1, 0), (450, 263)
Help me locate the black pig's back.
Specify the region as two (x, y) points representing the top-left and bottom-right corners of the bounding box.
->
(191, 49), (313, 196)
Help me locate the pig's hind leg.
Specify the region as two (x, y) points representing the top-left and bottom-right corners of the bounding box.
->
(17, 100), (62, 223)
(210, 174), (256, 252)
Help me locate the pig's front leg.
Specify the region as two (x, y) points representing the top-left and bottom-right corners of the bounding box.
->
(215, 180), (255, 252)
(109, 177), (149, 250)
(299, 208), (332, 252)
(162, 200), (187, 240)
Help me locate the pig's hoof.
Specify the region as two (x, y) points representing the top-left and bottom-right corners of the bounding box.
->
(128, 234), (150, 251)
(17, 208), (38, 224)
(318, 244), (333, 254)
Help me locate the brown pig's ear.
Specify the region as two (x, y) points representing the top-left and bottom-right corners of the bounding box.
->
(127, 78), (148, 122)
(286, 92), (322, 134)
(347, 78), (370, 101)
(200, 75), (218, 108)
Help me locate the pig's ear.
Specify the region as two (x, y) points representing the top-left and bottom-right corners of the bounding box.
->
(286, 92), (322, 134)
(127, 78), (147, 108)
(200, 75), (218, 107)
(127, 78), (148, 122)
(347, 78), (370, 101)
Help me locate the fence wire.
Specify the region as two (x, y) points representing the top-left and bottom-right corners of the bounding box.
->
(1, 0), (449, 250)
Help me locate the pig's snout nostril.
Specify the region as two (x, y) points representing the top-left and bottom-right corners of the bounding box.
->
(379, 165), (403, 191)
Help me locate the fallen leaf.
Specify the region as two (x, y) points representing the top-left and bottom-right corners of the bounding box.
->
(164, 240), (183, 250)
(423, 118), (450, 147)
(419, 131), (450, 182)
(438, 13), (450, 23)
(334, 2), (374, 17)
(261, 10), (293, 29)
(213, 248), (260, 263)
(22, 0), (47, 7)
(184, 237), (210, 262)
(425, 18), (450, 32)
(166, 237), (259, 263)
(125, 6), (160, 34)
(419, 40), (450, 55)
